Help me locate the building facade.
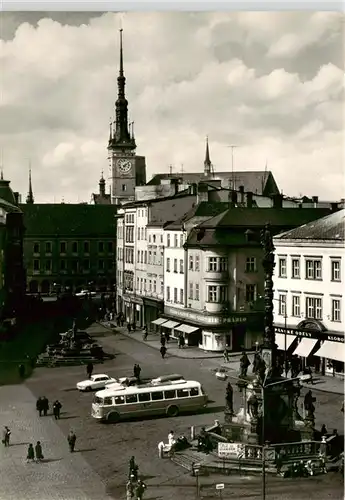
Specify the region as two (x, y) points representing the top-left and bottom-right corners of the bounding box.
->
(273, 209), (345, 378)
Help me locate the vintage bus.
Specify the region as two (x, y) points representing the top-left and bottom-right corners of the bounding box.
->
(91, 379), (208, 423)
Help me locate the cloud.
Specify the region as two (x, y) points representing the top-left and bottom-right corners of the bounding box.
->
(0, 11), (343, 203)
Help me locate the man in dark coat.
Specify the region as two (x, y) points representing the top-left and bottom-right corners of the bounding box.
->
(35, 441), (44, 462)
(42, 397), (49, 416)
(86, 362), (94, 379)
(134, 364), (141, 381)
(160, 345), (167, 359)
(53, 400), (62, 419)
(240, 352), (250, 377)
(67, 430), (77, 452)
(36, 397), (44, 417)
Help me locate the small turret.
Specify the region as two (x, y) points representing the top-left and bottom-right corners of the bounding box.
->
(204, 136), (212, 176)
(26, 166), (34, 204)
(99, 171), (106, 197)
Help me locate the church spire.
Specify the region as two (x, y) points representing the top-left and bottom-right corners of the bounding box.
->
(108, 29), (136, 151)
(204, 136), (212, 176)
(26, 164), (34, 204)
(99, 170), (106, 197)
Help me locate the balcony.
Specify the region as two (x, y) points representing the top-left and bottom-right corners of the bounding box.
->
(205, 269), (229, 281)
(204, 301), (227, 314)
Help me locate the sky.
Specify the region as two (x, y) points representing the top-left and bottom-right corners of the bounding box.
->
(0, 11), (344, 203)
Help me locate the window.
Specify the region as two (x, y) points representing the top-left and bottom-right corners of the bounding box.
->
(114, 395), (125, 405)
(245, 257), (256, 272)
(195, 255), (200, 271)
(331, 260), (341, 281)
(219, 257), (227, 271)
(72, 242), (78, 253)
(103, 397), (113, 406)
(278, 258), (287, 278)
(219, 286), (227, 303)
(153, 280), (156, 293)
(160, 281), (164, 295)
(190, 387), (199, 396)
(189, 282), (193, 300)
(60, 259), (66, 270)
(278, 294), (286, 316)
(83, 241), (89, 253)
(137, 250), (140, 263)
(180, 289), (184, 304)
(189, 255), (194, 270)
(208, 257), (217, 271)
(292, 259), (300, 278)
(107, 241), (113, 253)
(137, 227), (141, 240)
(45, 260), (51, 271)
(164, 390), (176, 399)
(33, 242), (40, 254)
(292, 295), (300, 317)
(174, 287), (178, 302)
(208, 286), (217, 302)
(83, 259), (89, 270)
(195, 284), (200, 301)
(45, 241), (52, 253)
(71, 260), (78, 272)
(179, 259), (184, 273)
(166, 258), (170, 272)
(332, 299), (341, 322)
(174, 259), (178, 273)
(245, 284), (256, 302)
(60, 242), (66, 254)
(151, 391), (164, 401)
(144, 251), (147, 264)
(148, 280), (152, 292)
(177, 388), (189, 398)
(98, 259), (104, 270)
(148, 251), (152, 264)
(125, 394), (138, 404)
(166, 286), (170, 301)
(305, 259), (322, 280)
(153, 235), (156, 243)
(138, 393), (151, 402)
(180, 234), (184, 246)
(167, 234), (170, 247)
(33, 259), (39, 271)
(305, 297), (323, 320)
(122, 184), (127, 191)
(174, 234), (178, 247)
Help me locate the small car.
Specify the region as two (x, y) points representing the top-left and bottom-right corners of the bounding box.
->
(76, 374), (117, 392)
(75, 290), (97, 297)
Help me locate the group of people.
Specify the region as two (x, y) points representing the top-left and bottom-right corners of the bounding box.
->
(126, 456), (147, 500)
(36, 397), (63, 420)
(26, 442), (44, 463)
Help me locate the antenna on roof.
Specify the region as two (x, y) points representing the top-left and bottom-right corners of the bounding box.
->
(227, 145), (239, 190)
(181, 163), (184, 176)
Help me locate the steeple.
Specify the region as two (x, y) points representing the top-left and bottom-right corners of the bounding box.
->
(26, 165), (34, 204)
(108, 29), (136, 152)
(99, 171), (106, 197)
(204, 136), (212, 176)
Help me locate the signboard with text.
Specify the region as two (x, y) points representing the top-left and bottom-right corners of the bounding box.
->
(218, 442), (245, 458)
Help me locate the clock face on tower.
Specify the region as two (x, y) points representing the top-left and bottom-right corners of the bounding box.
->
(117, 158), (132, 174)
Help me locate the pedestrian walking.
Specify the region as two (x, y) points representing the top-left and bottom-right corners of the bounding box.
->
(135, 479), (147, 500)
(35, 441), (44, 462)
(129, 456), (138, 480)
(132, 322), (136, 332)
(2, 426), (11, 447)
(127, 322), (132, 333)
(26, 444), (35, 462)
(160, 335), (166, 347)
(42, 396), (49, 416)
(134, 364), (141, 381)
(223, 348), (229, 363)
(165, 331), (170, 343)
(36, 397), (44, 417)
(86, 362), (94, 379)
(53, 400), (62, 419)
(142, 326), (148, 341)
(126, 479), (134, 500)
(67, 430), (77, 452)
(18, 364), (25, 378)
(160, 345), (167, 359)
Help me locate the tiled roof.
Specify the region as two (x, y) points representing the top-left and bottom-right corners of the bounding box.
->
(274, 209), (345, 241)
(19, 204), (117, 237)
(164, 202), (229, 230)
(147, 196), (197, 227)
(147, 170), (279, 196)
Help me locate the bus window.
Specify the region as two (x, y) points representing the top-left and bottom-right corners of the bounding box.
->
(94, 396), (103, 404)
(190, 387), (199, 396)
(151, 391), (164, 401)
(138, 392), (151, 402)
(164, 390), (176, 399)
(177, 388), (189, 398)
(114, 395), (125, 405)
(126, 394), (138, 404)
(104, 397), (113, 406)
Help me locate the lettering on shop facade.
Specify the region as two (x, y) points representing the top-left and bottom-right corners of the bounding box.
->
(164, 306), (247, 325)
(275, 327), (344, 343)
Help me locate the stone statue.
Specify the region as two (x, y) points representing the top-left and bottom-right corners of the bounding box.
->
(225, 382), (234, 414)
(240, 352), (251, 378)
(247, 393), (259, 419)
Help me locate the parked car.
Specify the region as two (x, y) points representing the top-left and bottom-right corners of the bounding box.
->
(75, 290), (97, 297)
(76, 374), (117, 391)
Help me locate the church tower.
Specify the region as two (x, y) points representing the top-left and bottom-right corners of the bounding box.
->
(26, 167), (34, 204)
(108, 29), (146, 205)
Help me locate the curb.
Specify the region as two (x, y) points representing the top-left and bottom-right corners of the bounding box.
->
(300, 383), (344, 396)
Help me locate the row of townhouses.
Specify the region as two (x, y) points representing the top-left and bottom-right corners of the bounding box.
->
(115, 179), (338, 356)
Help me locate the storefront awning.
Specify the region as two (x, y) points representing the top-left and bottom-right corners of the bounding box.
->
(275, 333), (297, 351)
(175, 324), (200, 334)
(151, 318), (169, 326)
(162, 320), (180, 329)
(293, 338), (318, 358)
(315, 341), (345, 363)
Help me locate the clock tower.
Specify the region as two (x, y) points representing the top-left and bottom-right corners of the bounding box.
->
(108, 29), (146, 205)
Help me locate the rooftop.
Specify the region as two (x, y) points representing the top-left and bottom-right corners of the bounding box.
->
(164, 202), (229, 230)
(274, 208), (345, 242)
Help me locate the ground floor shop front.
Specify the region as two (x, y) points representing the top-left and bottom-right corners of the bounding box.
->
(274, 320), (345, 378)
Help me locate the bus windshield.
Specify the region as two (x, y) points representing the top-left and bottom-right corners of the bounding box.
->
(94, 396), (103, 405)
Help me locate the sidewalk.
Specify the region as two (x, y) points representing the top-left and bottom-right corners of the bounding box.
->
(0, 385), (113, 500)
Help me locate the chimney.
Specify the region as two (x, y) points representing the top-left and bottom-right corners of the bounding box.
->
(312, 196), (319, 207)
(197, 182), (209, 204)
(330, 202), (338, 213)
(273, 193), (283, 209)
(239, 185), (245, 203)
(229, 190), (237, 207)
(246, 191), (253, 208)
(189, 183), (197, 196)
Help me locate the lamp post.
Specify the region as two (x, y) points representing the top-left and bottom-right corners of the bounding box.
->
(273, 296), (288, 377)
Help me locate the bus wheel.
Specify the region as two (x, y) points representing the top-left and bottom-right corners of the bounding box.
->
(167, 405), (179, 417)
(107, 412), (120, 423)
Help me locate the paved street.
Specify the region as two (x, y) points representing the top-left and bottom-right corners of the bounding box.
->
(1, 324), (344, 499)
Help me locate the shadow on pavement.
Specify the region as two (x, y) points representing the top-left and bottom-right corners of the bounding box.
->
(74, 448), (97, 453)
(59, 415), (78, 420)
(41, 458), (63, 463)
(9, 442), (30, 447)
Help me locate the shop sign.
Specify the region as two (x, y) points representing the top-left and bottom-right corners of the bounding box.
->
(218, 442), (244, 458)
(326, 335), (344, 343)
(275, 326), (344, 343)
(164, 306), (247, 325)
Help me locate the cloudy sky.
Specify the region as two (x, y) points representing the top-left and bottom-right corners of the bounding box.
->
(1, 11), (344, 203)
